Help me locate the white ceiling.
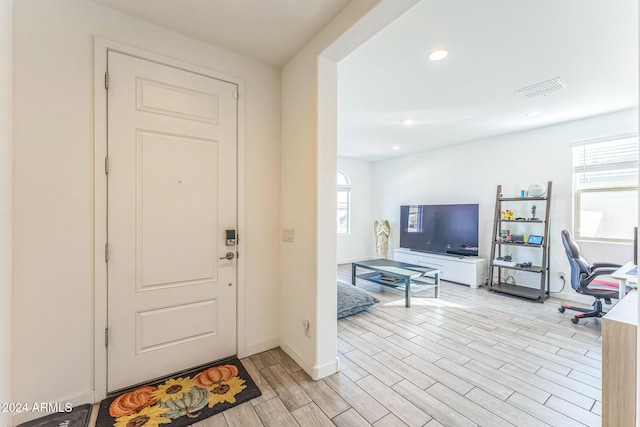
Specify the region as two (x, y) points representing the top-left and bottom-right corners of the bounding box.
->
(89, 0), (638, 163)
(338, 0), (639, 161)
(88, 0), (351, 67)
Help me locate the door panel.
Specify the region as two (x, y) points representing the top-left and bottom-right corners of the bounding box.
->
(136, 130), (218, 288)
(136, 299), (219, 353)
(107, 51), (237, 392)
(136, 77), (220, 124)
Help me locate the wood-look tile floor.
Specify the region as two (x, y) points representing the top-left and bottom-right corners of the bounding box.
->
(92, 264), (605, 427)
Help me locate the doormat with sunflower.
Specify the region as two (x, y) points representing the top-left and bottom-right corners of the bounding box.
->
(95, 358), (261, 427)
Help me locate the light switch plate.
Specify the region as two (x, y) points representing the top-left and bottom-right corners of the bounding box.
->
(282, 228), (295, 242)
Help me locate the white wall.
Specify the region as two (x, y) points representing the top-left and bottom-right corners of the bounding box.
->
(13, 0), (280, 408)
(280, 0), (382, 379)
(373, 109), (637, 299)
(280, 0), (419, 379)
(337, 156), (374, 263)
(0, 1), (12, 426)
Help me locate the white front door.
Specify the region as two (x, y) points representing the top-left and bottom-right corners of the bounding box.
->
(107, 51), (238, 392)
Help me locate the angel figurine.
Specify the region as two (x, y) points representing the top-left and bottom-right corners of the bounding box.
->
(374, 219), (391, 258)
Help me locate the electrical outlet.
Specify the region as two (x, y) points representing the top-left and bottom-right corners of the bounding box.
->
(302, 319), (310, 337)
(559, 271), (565, 280)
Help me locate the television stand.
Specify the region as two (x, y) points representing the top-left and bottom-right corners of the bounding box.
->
(410, 250), (465, 259)
(394, 248), (487, 288)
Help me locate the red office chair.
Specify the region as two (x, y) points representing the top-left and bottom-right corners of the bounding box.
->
(558, 229), (629, 324)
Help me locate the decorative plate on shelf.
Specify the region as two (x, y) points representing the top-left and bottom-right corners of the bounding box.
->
(528, 183), (546, 197)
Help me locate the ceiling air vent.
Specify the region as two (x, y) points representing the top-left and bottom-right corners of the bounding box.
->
(515, 77), (569, 99)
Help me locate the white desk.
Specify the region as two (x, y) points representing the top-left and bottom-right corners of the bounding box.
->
(611, 261), (637, 300)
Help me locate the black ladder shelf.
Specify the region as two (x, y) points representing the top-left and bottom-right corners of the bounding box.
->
(488, 182), (552, 302)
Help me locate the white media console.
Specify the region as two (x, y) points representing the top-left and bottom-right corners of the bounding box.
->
(394, 248), (487, 288)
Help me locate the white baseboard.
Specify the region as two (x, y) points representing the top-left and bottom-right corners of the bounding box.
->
(278, 340), (314, 378)
(279, 340), (339, 381)
(337, 257), (373, 266)
(551, 290), (600, 305)
(313, 357), (339, 380)
(10, 390), (95, 426)
(238, 336), (280, 359)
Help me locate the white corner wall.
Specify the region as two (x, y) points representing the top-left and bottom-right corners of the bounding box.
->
(0, 1), (12, 426)
(13, 0), (280, 409)
(337, 156), (374, 264)
(280, 0), (420, 379)
(280, 0), (379, 379)
(373, 109), (637, 300)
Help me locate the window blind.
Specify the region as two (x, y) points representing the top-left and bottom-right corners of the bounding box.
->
(573, 135), (638, 188)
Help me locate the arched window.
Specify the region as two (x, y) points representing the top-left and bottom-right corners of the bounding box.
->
(337, 171), (351, 234)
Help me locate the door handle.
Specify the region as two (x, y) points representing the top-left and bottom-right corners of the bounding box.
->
(219, 251), (235, 260)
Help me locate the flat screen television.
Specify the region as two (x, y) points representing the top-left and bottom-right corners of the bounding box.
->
(400, 204), (479, 257)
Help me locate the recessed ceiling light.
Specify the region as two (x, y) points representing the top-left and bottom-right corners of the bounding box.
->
(527, 111), (542, 117)
(429, 49), (448, 61)
(392, 145), (401, 150)
(401, 118), (414, 126)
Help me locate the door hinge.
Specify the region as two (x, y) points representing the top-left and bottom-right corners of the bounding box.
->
(105, 72), (109, 90)
(105, 328), (109, 347)
(105, 243), (109, 262)
(105, 157), (109, 175)
(233, 91), (239, 100)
